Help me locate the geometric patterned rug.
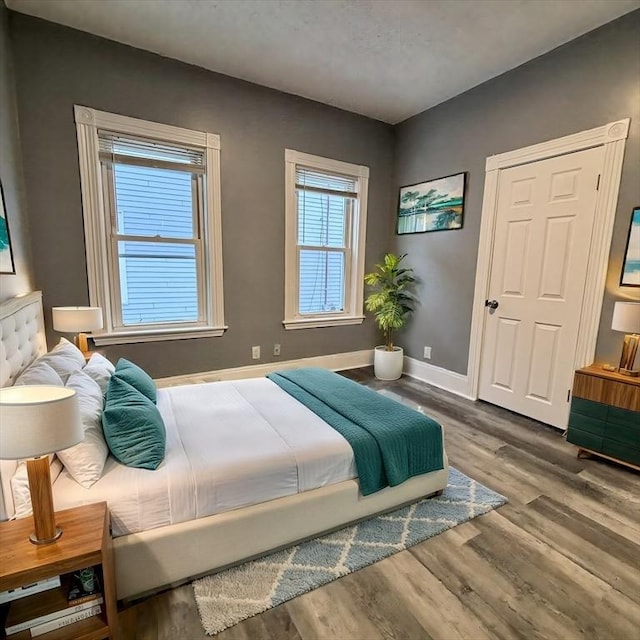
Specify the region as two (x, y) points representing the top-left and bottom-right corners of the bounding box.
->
(193, 467), (507, 635)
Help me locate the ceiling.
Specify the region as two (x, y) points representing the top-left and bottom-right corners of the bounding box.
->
(6, 0), (639, 124)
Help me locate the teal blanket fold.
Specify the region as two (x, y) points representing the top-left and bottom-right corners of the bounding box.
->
(267, 368), (443, 495)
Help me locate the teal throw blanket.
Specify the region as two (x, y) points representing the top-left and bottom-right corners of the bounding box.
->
(267, 368), (443, 495)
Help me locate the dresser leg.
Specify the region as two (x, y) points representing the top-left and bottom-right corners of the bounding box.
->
(577, 448), (591, 460)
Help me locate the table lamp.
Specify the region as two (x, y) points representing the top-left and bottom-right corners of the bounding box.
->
(0, 386), (83, 544)
(611, 301), (640, 377)
(52, 306), (103, 357)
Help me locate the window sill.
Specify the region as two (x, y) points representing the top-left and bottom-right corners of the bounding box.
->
(283, 316), (365, 330)
(92, 326), (228, 345)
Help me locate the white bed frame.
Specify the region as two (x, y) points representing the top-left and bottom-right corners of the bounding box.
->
(0, 292), (449, 600)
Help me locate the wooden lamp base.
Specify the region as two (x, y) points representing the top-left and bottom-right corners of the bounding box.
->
(75, 332), (90, 358)
(26, 456), (62, 545)
(618, 333), (639, 377)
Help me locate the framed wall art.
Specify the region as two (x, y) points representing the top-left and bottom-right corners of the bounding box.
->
(620, 205), (640, 287)
(397, 172), (466, 235)
(0, 181), (16, 275)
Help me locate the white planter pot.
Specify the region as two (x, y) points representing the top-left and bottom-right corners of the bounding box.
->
(373, 345), (404, 380)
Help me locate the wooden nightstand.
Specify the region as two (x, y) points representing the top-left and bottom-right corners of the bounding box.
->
(0, 502), (118, 639)
(567, 364), (640, 470)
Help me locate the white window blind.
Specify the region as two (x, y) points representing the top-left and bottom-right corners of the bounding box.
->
(99, 134), (205, 170)
(295, 167), (357, 196)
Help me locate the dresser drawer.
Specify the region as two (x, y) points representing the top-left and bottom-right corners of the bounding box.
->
(604, 421), (640, 449)
(570, 396), (608, 420)
(568, 412), (606, 436)
(566, 428), (603, 452)
(573, 370), (640, 411)
(602, 441), (640, 467)
(607, 406), (640, 431)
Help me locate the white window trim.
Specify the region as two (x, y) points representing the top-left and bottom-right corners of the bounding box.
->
(74, 105), (226, 344)
(283, 149), (368, 330)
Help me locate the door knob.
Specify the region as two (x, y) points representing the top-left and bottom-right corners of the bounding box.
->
(485, 299), (499, 310)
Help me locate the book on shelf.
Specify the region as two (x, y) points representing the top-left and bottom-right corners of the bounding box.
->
(0, 577), (61, 605)
(67, 590), (103, 607)
(4, 594), (103, 636)
(30, 604), (102, 637)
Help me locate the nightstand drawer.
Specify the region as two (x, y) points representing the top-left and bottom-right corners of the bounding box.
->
(566, 428), (603, 452)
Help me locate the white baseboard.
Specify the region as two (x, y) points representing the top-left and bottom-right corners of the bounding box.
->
(156, 349), (374, 387)
(403, 356), (474, 400)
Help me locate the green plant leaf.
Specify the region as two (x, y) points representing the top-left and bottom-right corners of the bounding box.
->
(364, 272), (382, 286)
(363, 253), (416, 347)
(364, 291), (387, 311)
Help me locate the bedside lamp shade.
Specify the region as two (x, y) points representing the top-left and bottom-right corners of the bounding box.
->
(611, 301), (640, 334)
(0, 386), (83, 458)
(0, 386), (83, 544)
(52, 306), (103, 332)
(611, 301), (640, 376)
(52, 306), (103, 357)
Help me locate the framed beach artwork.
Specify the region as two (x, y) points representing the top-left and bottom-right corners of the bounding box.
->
(620, 205), (640, 287)
(0, 181), (16, 275)
(397, 172), (466, 235)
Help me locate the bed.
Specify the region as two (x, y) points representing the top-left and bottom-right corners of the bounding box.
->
(0, 292), (448, 600)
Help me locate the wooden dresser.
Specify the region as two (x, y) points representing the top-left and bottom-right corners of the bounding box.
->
(567, 365), (640, 470)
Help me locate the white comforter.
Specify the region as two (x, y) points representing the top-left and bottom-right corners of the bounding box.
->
(52, 378), (356, 536)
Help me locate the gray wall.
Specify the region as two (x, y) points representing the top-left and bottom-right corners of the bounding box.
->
(6, 9), (639, 378)
(9, 13), (395, 377)
(0, 3), (33, 301)
(393, 9), (640, 374)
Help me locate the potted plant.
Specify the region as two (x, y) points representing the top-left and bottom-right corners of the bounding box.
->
(364, 253), (416, 380)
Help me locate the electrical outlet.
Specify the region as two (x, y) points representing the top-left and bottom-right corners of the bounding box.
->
(423, 346), (432, 360)
(252, 346), (260, 360)
(273, 343), (281, 356)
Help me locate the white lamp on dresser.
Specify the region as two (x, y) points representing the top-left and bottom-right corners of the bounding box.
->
(611, 301), (640, 376)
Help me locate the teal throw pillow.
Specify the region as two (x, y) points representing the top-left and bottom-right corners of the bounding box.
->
(114, 358), (157, 404)
(102, 376), (166, 470)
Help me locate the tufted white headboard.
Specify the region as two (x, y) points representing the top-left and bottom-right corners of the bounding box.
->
(0, 291), (47, 387)
(0, 291), (47, 520)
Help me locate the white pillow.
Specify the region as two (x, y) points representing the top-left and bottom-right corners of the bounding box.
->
(82, 353), (115, 395)
(56, 371), (108, 488)
(11, 457), (64, 519)
(38, 338), (86, 383)
(14, 360), (64, 386)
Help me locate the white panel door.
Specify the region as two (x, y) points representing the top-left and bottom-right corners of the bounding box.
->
(478, 146), (604, 428)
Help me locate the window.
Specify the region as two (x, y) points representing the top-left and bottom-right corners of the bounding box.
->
(284, 150), (369, 329)
(75, 106), (225, 344)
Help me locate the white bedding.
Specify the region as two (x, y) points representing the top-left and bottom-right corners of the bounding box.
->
(52, 378), (356, 536)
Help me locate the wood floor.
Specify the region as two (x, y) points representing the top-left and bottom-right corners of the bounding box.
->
(119, 369), (640, 640)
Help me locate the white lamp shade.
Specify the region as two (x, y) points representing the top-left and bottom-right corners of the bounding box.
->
(611, 301), (640, 334)
(0, 386), (83, 460)
(52, 306), (103, 333)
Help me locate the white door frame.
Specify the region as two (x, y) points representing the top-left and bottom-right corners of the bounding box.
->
(467, 118), (630, 401)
